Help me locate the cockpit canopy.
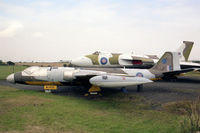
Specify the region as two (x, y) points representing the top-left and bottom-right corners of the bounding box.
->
(23, 66), (47, 76)
(24, 66), (40, 75)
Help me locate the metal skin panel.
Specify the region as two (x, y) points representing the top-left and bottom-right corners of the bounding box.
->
(47, 68), (64, 82)
(172, 52), (181, 71)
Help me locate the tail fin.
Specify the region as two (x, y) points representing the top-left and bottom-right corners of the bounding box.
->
(176, 41), (194, 61)
(150, 52), (180, 72)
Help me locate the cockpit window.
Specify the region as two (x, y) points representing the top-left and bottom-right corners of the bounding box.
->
(23, 66), (40, 75)
(93, 51), (100, 55)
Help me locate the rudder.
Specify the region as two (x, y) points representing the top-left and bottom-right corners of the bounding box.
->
(150, 52), (180, 72)
(176, 41), (194, 61)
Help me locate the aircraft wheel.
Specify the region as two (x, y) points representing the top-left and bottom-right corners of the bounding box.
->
(137, 84), (143, 92)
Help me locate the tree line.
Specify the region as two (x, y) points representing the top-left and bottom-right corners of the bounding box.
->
(0, 60), (15, 66)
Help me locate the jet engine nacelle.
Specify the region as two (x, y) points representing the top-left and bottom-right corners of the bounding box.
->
(63, 70), (78, 81)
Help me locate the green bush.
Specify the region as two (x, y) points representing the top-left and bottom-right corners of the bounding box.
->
(180, 97), (200, 133)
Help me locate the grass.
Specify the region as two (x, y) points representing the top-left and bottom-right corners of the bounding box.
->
(0, 86), (183, 133)
(0, 65), (27, 80)
(163, 98), (200, 133)
(0, 65), (199, 132)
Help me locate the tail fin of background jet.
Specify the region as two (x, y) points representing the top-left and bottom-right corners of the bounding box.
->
(150, 52), (180, 73)
(176, 41), (194, 61)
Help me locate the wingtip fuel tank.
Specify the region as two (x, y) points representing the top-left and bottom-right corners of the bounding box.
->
(89, 75), (152, 88)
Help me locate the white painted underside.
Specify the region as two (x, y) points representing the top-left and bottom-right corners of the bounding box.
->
(91, 81), (151, 88)
(89, 75), (153, 88)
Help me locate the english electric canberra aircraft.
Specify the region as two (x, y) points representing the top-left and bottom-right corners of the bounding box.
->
(71, 41), (200, 69)
(7, 52), (196, 95)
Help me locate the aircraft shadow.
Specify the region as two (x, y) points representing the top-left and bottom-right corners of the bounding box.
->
(157, 76), (200, 84)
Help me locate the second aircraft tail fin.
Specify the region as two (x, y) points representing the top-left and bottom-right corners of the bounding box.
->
(176, 41), (194, 61)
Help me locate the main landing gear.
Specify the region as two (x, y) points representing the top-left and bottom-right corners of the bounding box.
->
(84, 84), (144, 97)
(121, 87), (128, 93)
(120, 85), (143, 93)
(137, 84), (143, 92)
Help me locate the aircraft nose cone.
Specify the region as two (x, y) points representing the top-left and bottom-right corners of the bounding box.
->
(71, 56), (93, 66)
(6, 73), (15, 83)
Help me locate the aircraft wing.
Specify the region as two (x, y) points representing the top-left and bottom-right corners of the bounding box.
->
(73, 70), (107, 77)
(163, 68), (196, 77)
(121, 56), (153, 62)
(119, 55), (155, 66)
(73, 70), (152, 88)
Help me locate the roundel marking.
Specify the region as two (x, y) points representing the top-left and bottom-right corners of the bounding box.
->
(136, 72), (144, 77)
(162, 58), (167, 64)
(100, 57), (108, 65)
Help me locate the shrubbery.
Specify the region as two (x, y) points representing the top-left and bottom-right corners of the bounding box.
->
(180, 97), (200, 133)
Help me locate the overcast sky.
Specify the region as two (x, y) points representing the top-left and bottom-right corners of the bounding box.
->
(0, 0), (200, 62)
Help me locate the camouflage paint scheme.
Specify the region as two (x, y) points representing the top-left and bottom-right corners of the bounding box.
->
(182, 41), (194, 61)
(109, 54), (120, 65)
(86, 52), (121, 65)
(86, 54), (99, 65)
(85, 52), (154, 66)
(71, 41), (195, 69)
